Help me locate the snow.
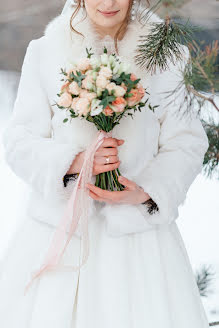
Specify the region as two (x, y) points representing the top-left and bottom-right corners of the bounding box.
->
(0, 69), (219, 323)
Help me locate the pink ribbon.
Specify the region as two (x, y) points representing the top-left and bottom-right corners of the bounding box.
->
(24, 129), (112, 295)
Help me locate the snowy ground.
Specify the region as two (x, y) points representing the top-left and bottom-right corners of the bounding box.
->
(0, 70), (219, 323)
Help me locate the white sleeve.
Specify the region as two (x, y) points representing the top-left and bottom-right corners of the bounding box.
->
(134, 45), (209, 225)
(103, 45), (209, 237)
(2, 39), (85, 201)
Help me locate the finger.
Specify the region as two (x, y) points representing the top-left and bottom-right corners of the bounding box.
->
(95, 147), (118, 157)
(95, 161), (121, 174)
(86, 183), (121, 202)
(118, 176), (136, 191)
(95, 155), (119, 165)
(101, 138), (124, 148)
(88, 190), (113, 204)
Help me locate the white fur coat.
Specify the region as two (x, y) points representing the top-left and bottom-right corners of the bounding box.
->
(2, 7), (209, 237)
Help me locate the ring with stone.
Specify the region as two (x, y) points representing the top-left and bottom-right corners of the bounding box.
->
(105, 156), (110, 164)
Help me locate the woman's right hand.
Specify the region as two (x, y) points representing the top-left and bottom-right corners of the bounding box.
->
(67, 137), (124, 175)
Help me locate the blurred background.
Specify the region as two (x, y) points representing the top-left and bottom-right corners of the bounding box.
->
(0, 0), (219, 324)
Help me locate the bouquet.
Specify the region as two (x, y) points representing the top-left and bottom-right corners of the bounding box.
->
(55, 46), (148, 191)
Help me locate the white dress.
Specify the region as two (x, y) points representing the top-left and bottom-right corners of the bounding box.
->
(0, 7), (210, 328)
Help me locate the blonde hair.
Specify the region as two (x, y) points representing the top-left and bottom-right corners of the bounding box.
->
(69, 0), (150, 55)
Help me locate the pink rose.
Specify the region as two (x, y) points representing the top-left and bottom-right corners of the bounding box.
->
(58, 92), (72, 107)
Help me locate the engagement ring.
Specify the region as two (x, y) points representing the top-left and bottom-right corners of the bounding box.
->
(105, 156), (110, 164)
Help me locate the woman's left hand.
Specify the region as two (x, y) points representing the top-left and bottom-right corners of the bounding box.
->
(86, 176), (151, 205)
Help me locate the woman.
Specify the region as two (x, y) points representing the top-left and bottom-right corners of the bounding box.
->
(0, 0), (210, 327)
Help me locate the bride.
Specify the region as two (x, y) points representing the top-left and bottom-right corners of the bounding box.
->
(0, 0), (210, 327)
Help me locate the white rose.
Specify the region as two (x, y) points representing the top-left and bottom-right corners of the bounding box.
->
(117, 62), (131, 75)
(90, 99), (103, 116)
(90, 56), (101, 68)
(100, 53), (109, 66)
(112, 61), (121, 74)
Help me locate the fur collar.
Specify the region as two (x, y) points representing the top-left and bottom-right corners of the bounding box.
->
(43, 6), (163, 77)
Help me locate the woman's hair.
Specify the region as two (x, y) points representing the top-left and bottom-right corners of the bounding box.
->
(69, 0), (150, 55)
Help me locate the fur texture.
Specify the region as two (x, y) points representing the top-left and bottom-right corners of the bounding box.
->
(2, 7), (209, 235)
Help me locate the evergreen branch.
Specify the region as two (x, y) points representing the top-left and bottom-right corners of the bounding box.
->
(201, 120), (219, 178)
(134, 18), (199, 74)
(195, 264), (215, 298)
(188, 40), (219, 94)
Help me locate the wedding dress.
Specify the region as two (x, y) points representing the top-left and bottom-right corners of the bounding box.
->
(0, 2), (210, 327)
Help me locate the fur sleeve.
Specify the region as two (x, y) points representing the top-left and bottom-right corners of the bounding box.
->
(2, 39), (85, 201)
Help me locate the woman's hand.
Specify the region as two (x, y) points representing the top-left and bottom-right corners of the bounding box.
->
(66, 137), (124, 175)
(86, 175), (151, 205)
(92, 137), (124, 175)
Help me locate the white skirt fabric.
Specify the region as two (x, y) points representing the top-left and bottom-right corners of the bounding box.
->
(0, 205), (209, 328)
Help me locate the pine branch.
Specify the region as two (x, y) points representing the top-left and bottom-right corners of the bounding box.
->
(195, 264), (215, 298)
(134, 18), (200, 74)
(201, 120), (219, 178)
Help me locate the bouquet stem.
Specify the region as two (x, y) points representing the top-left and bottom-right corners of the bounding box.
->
(95, 169), (125, 191)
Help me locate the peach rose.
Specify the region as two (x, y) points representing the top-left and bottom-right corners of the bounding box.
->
(137, 85), (145, 100)
(96, 75), (109, 89)
(74, 98), (91, 117)
(58, 92), (72, 107)
(103, 106), (114, 116)
(61, 82), (70, 93)
(106, 82), (117, 94)
(77, 58), (91, 71)
(99, 66), (113, 79)
(127, 88), (143, 106)
(79, 89), (97, 102)
(111, 97), (127, 113)
(114, 85), (126, 97)
(71, 97), (79, 111)
(69, 81), (81, 95)
(121, 82), (128, 92)
(82, 75), (94, 89)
